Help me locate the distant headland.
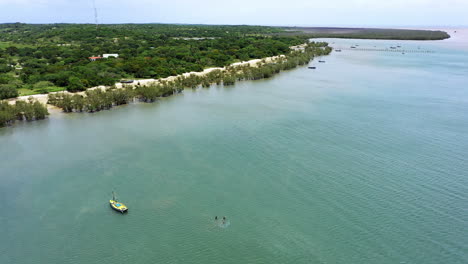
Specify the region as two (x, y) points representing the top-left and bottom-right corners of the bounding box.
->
(276, 27), (450, 40)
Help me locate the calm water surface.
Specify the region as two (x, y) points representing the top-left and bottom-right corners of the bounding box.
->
(1, 30), (468, 264)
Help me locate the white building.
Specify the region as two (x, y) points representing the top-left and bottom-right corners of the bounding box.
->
(102, 54), (119, 58)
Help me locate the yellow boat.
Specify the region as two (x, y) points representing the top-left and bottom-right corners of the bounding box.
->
(110, 192), (128, 213)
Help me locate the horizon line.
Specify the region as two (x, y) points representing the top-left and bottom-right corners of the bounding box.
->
(0, 22), (467, 29)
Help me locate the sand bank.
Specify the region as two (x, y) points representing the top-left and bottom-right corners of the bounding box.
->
(7, 54), (287, 110)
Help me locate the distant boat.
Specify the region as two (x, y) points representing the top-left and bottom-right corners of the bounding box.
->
(397, 45), (401, 48)
(335, 49), (342, 52)
(308, 66), (316, 69)
(390, 47), (396, 49)
(350, 46), (356, 48)
(318, 60), (325, 63)
(110, 191), (128, 214)
(120, 80), (134, 84)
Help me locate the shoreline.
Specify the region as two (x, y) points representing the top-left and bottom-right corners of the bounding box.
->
(2, 40), (333, 127)
(6, 54), (288, 111)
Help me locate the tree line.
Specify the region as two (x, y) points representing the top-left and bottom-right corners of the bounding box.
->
(0, 98), (49, 127)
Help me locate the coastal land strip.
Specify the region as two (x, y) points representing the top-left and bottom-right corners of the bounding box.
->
(276, 27), (450, 40)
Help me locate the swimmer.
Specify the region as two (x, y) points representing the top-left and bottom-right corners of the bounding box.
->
(215, 216), (218, 220)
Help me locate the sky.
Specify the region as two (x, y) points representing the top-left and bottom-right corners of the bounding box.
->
(0, 0), (466, 27)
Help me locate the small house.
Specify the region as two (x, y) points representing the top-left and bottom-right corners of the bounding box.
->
(89, 56), (102, 61)
(103, 54), (119, 58)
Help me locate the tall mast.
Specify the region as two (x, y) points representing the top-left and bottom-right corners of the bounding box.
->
(92, 0), (99, 33)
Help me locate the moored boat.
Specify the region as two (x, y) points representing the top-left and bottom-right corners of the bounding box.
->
(110, 192), (128, 213)
(308, 66), (316, 69)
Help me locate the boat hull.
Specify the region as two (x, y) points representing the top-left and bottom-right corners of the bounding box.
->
(110, 200), (128, 213)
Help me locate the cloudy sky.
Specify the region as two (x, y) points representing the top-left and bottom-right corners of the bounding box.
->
(0, 0), (466, 26)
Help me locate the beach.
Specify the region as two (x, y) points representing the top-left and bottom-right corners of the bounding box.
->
(7, 54), (287, 110)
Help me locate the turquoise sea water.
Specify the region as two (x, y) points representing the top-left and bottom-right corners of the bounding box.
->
(1, 31), (468, 264)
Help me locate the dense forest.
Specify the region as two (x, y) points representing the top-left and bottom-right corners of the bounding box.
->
(0, 23), (307, 98)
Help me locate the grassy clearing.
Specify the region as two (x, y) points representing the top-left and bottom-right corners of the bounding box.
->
(18, 89), (37, 96)
(18, 86), (65, 96)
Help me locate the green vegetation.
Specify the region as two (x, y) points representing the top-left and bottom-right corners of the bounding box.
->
(0, 23), (447, 101)
(0, 85), (18, 99)
(46, 42), (331, 113)
(277, 27), (450, 40)
(0, 23), (308, 99)
(0, 98), (49, 127)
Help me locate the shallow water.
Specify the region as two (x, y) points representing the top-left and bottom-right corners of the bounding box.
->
(1, 30), (468, 264)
